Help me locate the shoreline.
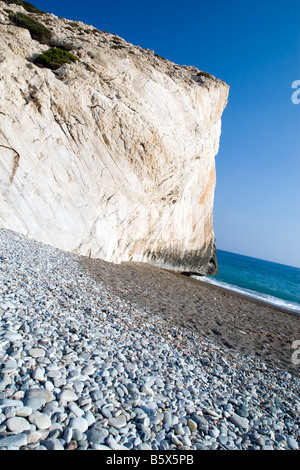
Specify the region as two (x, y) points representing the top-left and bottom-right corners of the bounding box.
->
(79, 257), (300, 376)
(191, 275), (300, 315)
(189, 274), (300, 317)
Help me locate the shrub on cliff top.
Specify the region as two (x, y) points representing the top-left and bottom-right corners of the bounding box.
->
(34, 47), (80, 70)
(9, 12), (52, 42)
(6, 0), (46, 14)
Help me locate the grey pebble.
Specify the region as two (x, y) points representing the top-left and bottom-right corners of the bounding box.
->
(108, 415), (127, 429)
(287, 436), (299, 450)
(0, 433), (28, 448)
(86, 427), (109, 445)
(29, 411), (52, 430)
(6, 416), (31, 433)
(69, 417), (89, 433)
(43, 438), (64, 450)
(229, 412), (249, 431)
(24, 396), (46, 411)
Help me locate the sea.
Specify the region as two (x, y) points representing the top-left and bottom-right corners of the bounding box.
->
(193, 249), (300, 314)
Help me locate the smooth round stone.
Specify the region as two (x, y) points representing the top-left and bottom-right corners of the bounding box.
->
(6, 417), (31, 433)
(28, 348), (45, 358)
(4, 406), (16, 419)
(85, 410), (96, 426)
(0, 399), (23, 409)
(219, 424), (228, 436)
(44, 381), (54, 391)
(229, 413), (249, 431)
(115, 363), (124, 374)
(187, 419), (197, 433)
(90, 390), (103, 401)
(0, 379), (8, 392)
(1, 359), (18, 373)
(127, 383), (138, 394)
(72, 429), (84, 442)
(117, 352), (126, 362)
(155, 378), (164, 388)
(73, 381), (84, 394)
(25, 388), (54, 403)
(108, 415), (127, 429)
(68, 402), (84, 417)
(168, 432), (183, 446)
(217, 434), (228, 446)
(82, 366), (95, 376)
(137, 443), (152, 450)
(256, 437), (265, 447)
(138, 416), (150, 427)
(27, 429), (49, 444)
(236, 405), (249, 418)
(116, 386), (124, 398)
(174, 423), (185, 436)
(46, 370), (61, 379)
(192, 414), (208, 427)
(58, 389), (78, 403)
(275, 432), (286, 443)
(224, 403), (233, 413)
(101, 405), (113, 419)
(69, 417), (89, 433)
(68, 369), (80, 379)
(43, 438), (64, 450)
(16, 406), (32, 417)
(106, 435), (128, 450)
(63, 427), (73, 444)
(182, 435), (192, 446)
(46, 364), (60, 371)
(0, 433), (27, 448)
(29, 412), (51, 430)
(141, 385), (154, 397)
(287, 436), (299, 450)
(163, 412), (172, 427)
(33, 367), (45, 381)
(24, 396), (46, 411)
(194, 442), (209, 450)
(86, 427), (109, 445)
(101, 369), (110, 378)
(4, 332), (22, 341)
(209, 426), (220, 438)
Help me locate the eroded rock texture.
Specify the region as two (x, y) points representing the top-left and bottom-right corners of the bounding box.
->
(0, 2), (229, 274)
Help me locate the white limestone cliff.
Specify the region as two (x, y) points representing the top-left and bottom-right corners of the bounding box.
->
(0, 1), (229, 274)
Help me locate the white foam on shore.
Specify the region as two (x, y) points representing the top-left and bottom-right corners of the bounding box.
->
(192, 276), (300, 314)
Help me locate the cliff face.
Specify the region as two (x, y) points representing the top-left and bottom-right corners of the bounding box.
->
(0, 2), (229, 275)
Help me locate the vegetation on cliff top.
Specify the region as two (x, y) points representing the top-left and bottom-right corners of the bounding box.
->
(9, 11), (52, 41)
(34, 47), (80, 69)
(5, 0), (46, 14)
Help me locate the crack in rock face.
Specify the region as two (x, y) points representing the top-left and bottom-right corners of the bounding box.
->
(0, 2), (229, 275)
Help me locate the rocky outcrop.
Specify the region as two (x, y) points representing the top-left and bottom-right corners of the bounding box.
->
(0, 1), (229, 275)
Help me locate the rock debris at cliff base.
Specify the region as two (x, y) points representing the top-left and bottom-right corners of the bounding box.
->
(0, 228), (299, 450)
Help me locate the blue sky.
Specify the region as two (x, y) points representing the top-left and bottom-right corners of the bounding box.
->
(33, 0), (300, 267)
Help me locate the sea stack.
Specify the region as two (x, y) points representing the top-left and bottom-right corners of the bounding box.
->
(0, 1), (229, 275)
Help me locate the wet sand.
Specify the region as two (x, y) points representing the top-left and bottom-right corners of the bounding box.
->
(79, 257), (300, 376)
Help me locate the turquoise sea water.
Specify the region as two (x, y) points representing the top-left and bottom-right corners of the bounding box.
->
(194, 250), (300, 314)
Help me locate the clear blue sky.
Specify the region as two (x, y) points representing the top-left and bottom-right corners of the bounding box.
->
(33, 0), (300, 267)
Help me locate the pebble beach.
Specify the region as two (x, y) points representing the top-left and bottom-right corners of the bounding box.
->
(0, 228), (299, 451)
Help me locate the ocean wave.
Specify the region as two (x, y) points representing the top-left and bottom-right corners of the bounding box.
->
(192, 276), (300, 314)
